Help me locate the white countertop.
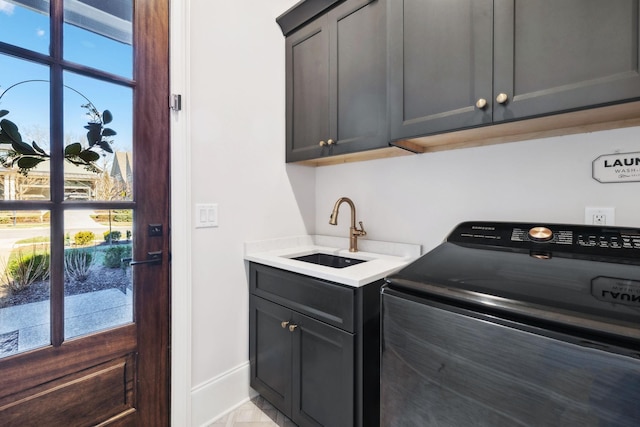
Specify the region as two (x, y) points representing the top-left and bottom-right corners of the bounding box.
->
(244, 235), (421, 287)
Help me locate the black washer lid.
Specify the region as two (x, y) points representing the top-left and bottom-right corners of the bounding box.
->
(386, 222), (640, 337)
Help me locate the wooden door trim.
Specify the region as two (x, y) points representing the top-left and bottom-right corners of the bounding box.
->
(133, 0), (171, 424)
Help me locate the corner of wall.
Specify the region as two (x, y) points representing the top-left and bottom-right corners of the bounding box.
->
(191, 362), (257, 427)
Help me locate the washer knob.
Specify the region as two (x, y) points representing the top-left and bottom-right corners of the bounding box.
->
(529, 226), (553, 242)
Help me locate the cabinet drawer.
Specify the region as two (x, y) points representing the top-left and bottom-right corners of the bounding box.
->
(250, 263), (355, 332)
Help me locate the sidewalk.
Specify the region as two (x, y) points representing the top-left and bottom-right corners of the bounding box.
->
(64, 210), (110, 231)
(0, 287), (132, 357)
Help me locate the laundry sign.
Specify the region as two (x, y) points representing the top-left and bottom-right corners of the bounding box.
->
(592, 152), (640, 183)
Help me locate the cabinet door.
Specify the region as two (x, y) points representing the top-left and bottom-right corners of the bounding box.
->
(291, 313), (355, 427)
(286, 0), (387, 162)
(286, 15), (330, 162)
(493, 0), (640, 122)
(388, 0), (494, 141)
(249, 296), (293, 415)
(328, 0), (387, 156)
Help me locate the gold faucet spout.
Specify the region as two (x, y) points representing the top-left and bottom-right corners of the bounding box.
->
(329, 197), (366, 252)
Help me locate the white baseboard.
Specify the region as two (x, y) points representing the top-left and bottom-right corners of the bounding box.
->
(191, 361), (258, 427)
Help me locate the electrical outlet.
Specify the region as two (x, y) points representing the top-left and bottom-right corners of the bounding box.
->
(584, 207), (615, 225)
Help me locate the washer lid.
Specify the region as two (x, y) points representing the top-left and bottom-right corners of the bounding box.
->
(386, 222), (640, 336)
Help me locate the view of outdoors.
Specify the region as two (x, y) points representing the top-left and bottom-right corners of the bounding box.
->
(0, 0), (134, 358)
(0, 209), (134, 352)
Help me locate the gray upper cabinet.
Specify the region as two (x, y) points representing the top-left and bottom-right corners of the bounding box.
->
(286, 17), (330, 162)
(286, 0), (387, 162)
(389, 0), (640, 142)
(493, 0), (640, 122)
(388, 0), (494, 141)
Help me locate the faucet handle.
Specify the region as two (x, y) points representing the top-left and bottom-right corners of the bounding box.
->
(357, 221), (367, 236)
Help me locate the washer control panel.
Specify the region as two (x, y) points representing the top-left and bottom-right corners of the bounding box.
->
(448, 221), (640, 258)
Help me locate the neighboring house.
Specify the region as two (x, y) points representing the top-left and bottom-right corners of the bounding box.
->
(0, 148), (132, 201)
(110, 151), (133, 188)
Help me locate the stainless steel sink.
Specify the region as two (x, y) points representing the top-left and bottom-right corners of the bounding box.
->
(291, 253), (367, 269)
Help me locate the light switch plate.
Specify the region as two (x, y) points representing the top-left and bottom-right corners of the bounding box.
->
(195, 203), (218, 228)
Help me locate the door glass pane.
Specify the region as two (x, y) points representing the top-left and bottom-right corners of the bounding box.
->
(63, 72), (133, 201)
(63, 0), (133, 78)
(0, 210), (50, 358)
(64, 208), (132, 339)
(0, 0), (50, 54)
(1, 54), (51, 190)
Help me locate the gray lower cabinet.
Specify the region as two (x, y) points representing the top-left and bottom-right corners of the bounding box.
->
(285, 0), (387, 162)
(249, 263), (381, 427)
(389, 0), (640, 141)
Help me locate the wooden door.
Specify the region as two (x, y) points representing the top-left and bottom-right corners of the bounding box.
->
(388, 0), (494, 141)
(0, 0), (170, 425)
(493, 0), (640, 122)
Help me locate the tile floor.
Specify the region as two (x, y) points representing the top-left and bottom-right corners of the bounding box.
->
(208, 395), (297, 427)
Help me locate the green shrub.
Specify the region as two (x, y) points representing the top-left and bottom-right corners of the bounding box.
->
(103, 230), (122, 242)
(103, 244), (132, 269)
(74, 231), (96, 246)
(64, 248), (94, 282)
(3, 248), (50, 293)
(113, 210), (132, 222)
(126, 230), (132, 240)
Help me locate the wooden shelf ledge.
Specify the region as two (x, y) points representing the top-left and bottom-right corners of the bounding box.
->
(294, 101), (640, 167)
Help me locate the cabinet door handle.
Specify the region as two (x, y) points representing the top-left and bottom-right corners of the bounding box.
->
(327, 139), (335, 145)
(288, 324), (298, 332)
(475, 98), (487, 109)
(496, 93), (509, 104)
(319, 140), (327, 147)
(281, 321), (289, 329)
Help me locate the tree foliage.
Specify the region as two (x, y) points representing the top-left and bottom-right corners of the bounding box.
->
(0, 105), (115, 175)
(0, 81), (116, 175)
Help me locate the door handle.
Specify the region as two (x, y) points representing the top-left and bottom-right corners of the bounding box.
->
(126, 251), (163, 266)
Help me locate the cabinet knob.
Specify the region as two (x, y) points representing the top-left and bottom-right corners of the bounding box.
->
(496, 93), (509, 104)
(281, 321), (289, 329)
(475, 98), (488, 109)
(288, 324), (298, 332)
(319, 140), (327, 147)
(327, 139), (335, 145)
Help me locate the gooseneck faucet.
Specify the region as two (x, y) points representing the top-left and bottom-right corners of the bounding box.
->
(329, 197), (367, 252)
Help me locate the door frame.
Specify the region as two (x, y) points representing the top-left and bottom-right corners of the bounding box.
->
(168, 0), (193, 425)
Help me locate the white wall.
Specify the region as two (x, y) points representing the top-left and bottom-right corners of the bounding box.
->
(316, 127), (640, 253)
(185, 0), (306, 425)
